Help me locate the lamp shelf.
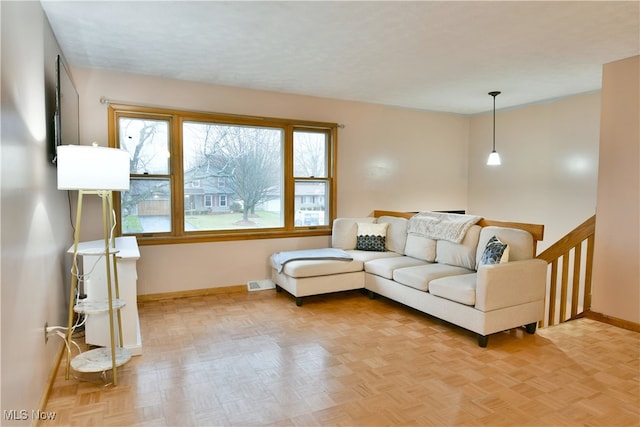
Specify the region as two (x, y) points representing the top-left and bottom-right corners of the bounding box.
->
(74, 299), (126, 315)
(73, 246), (120, 257)
(70, 347), (132, 373)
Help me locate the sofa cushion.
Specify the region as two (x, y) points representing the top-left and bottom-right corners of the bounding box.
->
(479, 235), (510, 266)
(365, 256), (428, 280)
(475, 226), (534, 270)
(332, 217), (376, 250)
(392, 263), (474, 292)
(428, 273), (477, 306)
(377, 216), (409, 254)
(435, 225), (481, 270)
(348, 250), (401, 263)
(356, 222), (388, 251)
(278, 258), (364, 278)
(404, 234), (437, 262)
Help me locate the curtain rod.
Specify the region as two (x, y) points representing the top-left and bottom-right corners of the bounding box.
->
(99, 96), (345, 129)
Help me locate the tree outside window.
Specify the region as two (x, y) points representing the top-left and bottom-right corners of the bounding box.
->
(182, 122), (283, 230)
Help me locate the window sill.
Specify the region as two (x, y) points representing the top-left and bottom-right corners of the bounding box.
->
(132, 228), (332, 246)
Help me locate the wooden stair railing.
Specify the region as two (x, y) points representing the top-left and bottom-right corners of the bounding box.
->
(537, 215), (596, 327)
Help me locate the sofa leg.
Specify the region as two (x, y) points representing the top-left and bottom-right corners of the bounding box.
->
(525, 322), (537, 334)
(477, 334), (489, 347)
(275, 284), (282, 292)
(295, 297), (304, 307)
(367, 290), (377, 300)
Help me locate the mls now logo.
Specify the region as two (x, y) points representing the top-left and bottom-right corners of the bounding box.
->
(3, 409), (56, 421)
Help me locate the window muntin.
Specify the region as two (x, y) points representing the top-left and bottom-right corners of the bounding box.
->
(109, 105), (337, 243)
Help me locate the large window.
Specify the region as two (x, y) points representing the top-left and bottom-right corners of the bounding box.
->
(109, 105), (337, 244)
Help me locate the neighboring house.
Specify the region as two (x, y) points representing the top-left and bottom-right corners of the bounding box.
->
(135, 197), (170, 217)
(183, 163), (235, 214)
(121, 179), (172, 217)
(294, 181), (326, 211)
(258, 182), (327, 227)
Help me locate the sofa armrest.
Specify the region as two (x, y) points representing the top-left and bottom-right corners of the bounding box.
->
(475, 259), (547, 312)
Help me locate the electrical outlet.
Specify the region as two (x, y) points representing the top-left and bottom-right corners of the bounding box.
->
(44, 321), (48, 344)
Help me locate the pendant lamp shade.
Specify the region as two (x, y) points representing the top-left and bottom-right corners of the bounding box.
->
(487, 150), (501, 166)
(487, 91), (501, 166)
(57, 144), (130, 191)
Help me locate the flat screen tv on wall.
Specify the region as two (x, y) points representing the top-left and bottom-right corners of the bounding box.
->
(50, 54), (79, 164)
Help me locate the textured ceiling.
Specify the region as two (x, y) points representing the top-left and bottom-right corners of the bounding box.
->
(41, 1), (639, 115)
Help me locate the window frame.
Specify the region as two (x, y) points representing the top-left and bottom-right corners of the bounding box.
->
(108, 104), (338, 245)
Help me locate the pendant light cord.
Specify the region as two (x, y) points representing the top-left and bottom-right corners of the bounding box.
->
(492, 95), (496, 151)
(489, 91), (500, 152)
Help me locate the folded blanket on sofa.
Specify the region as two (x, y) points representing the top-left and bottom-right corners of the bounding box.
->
(272, 248), (353, 273)
(408, 212), (482, 243)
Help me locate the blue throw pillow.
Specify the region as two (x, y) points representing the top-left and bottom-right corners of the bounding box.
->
(480, 235), (509, 265)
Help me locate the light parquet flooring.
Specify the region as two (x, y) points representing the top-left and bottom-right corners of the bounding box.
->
(43, 289), (640, 426)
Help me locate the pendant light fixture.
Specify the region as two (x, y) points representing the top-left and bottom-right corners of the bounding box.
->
(487, 91), (501, 166)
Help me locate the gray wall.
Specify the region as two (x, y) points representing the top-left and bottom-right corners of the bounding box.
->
(1, 2), (70, 421)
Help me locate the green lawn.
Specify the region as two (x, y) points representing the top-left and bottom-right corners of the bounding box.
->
(185, 211), (282, 230)
(122, 211), (282, 233)
(123, 215), (143, 233)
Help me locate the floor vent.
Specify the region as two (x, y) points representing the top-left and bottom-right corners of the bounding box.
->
(247, 279), (276, 292)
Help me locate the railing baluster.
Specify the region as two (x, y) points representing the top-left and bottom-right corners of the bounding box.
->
(571, 243), (582, 318)
(560, 252), (570, 322)
(538, 215), (595, 327)
(548, 260), (558, 326)
(584, 234), (595, 311)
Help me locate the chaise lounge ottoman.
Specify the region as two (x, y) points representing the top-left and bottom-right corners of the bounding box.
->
(270, 218), (401, 306)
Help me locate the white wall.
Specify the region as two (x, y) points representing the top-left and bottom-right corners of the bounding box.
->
(71, 68), (470, 294)
(591, 56), (639, 324)
(467, 92), (601, 252)
(1, 2), (70, 421)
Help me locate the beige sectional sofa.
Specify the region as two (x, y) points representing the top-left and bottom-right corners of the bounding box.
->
(271, 211), (547, 347)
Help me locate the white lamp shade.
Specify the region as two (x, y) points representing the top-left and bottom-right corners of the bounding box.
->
(487, 150), (501, 166)
(57, 145), (130, 191)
